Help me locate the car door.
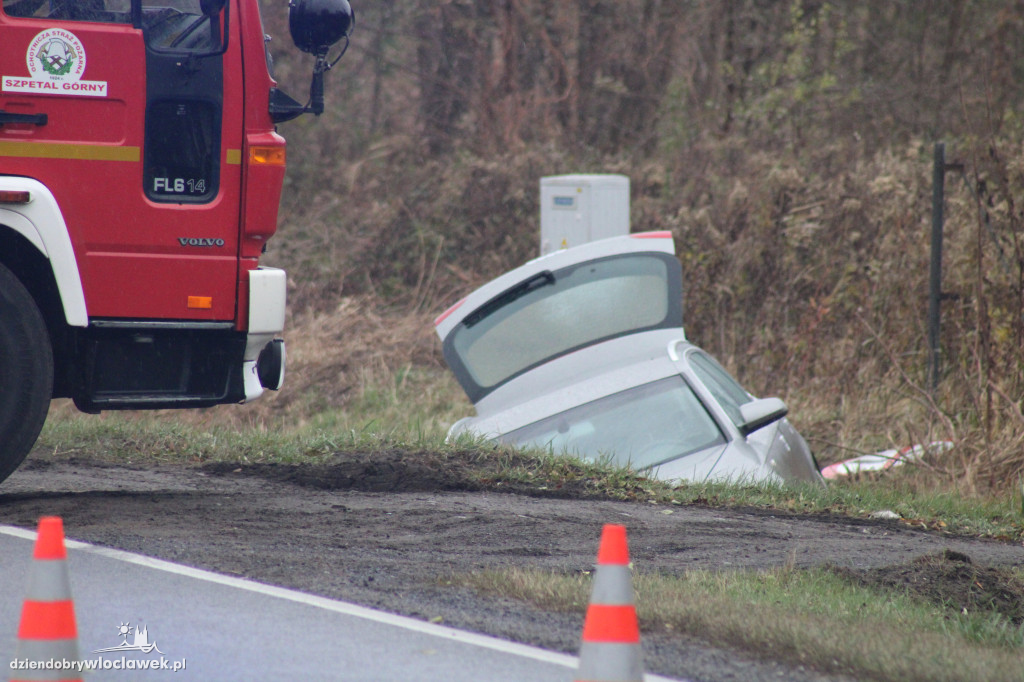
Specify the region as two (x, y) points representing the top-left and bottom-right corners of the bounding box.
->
(0, 0), (242, 321)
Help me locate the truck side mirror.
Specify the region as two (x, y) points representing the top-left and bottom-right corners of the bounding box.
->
(270, 0), (353, 123)
(199, 0), (226, 16)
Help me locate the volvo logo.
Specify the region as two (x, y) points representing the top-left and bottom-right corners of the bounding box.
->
(178, 237), (225, 247)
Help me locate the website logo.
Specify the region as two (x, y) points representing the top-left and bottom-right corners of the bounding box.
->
(11, 620), (186, 675)
(94, 622), (165, 656)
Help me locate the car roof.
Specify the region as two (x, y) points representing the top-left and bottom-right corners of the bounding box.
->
(434, 231), (681, 404)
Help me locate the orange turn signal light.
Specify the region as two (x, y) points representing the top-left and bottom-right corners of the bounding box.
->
(187, 296), (213, 310)
(249, 146), (286, 166)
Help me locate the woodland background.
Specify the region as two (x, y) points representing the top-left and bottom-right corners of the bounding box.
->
(252, 0), (1024, 494)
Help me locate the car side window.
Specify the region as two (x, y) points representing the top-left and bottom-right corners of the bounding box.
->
(3, 0), (132, 23)
(688, 351), (753, 428)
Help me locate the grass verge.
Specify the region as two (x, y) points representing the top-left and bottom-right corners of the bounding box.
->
(35, 405), (1024, 541)
(455, 565), (1024, 682)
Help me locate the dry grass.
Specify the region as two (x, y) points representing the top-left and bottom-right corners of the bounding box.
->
(457, 567), (1024, 682)
(46, 4), (1024, 499)
(56, 276), (1022, 502)
(256, 132), (1024, 499)
(253, 296), (447, 424)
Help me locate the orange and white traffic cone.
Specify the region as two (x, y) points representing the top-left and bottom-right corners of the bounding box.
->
(9, 517), (83, 682)
(574, 523), (643, 682)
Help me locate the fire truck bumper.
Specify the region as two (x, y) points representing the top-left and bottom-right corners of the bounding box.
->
(242, 267), (288, 402)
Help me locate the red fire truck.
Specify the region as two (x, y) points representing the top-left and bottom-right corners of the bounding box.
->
(0, 0), (353, 482)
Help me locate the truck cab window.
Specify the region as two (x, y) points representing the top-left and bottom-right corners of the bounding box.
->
(3, 0), (132, 23)
(141, 0), (221, 52)
(139, 0), (225, 203)
(143, 99), (219, 202)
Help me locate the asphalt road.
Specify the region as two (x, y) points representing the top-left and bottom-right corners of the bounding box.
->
(1, 527), (681, 681)
(5, 455), (1024, 681)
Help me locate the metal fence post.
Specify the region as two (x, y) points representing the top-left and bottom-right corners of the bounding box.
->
(927, 142), (945, 395)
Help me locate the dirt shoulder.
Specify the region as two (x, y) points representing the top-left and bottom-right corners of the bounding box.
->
(2, 453), (1023, 682)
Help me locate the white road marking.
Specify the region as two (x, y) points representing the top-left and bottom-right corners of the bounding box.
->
(0, 524), (680, 682)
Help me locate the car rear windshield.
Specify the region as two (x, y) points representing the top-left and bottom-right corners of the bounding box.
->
(445, 253), (682, 401)
(500, 376), (725, 470)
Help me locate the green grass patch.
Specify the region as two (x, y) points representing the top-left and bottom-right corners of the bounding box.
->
(35, 386), (1024, 541)
(298, 366), (469, 443)
(456, 566), (1024, 682)
(37, 410), (458, 466)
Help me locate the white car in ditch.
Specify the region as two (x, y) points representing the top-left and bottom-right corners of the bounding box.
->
(434, 232), (823, 486)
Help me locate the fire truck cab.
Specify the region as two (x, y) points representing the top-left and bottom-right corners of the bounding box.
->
(0, 0), (352, 482)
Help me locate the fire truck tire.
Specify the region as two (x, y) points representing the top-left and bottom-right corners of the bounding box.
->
(0, 262), (53, 484)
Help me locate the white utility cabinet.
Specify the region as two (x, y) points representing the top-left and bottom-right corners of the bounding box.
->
(539, 174), (630, 256)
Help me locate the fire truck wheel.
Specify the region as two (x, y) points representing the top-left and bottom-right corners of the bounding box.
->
(0, 262), (53, 484)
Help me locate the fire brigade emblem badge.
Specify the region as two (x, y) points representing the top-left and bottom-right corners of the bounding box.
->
(27, 29), (86, 81)
(37, 36), (77, 77)
(2, 29), (108, 97)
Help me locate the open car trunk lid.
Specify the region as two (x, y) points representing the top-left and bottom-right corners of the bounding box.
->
(434, 232), (682, 404)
